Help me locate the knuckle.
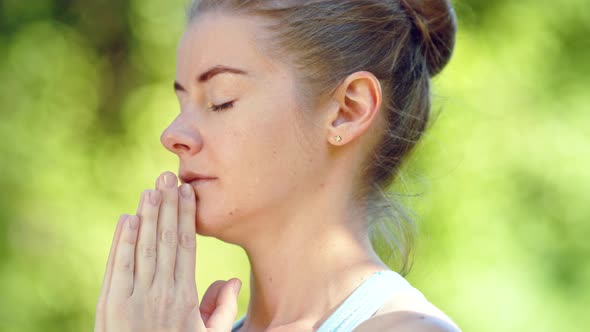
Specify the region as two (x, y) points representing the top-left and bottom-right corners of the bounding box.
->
(179, 232), (196, 249)
(150, 293), (162, 306)
(164, 293), (176, 306)
(117, 258), (133, 272)
(151, 289), (176, 307)
(180, 293), (198, 312)
(140, 244), (157, 258)
(160, 229), (177, 247)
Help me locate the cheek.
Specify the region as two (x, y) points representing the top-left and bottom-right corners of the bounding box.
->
(226, 94), (302, 170)
(232, 124), (293, 181)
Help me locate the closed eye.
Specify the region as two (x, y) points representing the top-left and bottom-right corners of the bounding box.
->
(210, 100), (236, 112)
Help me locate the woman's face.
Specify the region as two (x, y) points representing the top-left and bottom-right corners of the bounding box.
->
(161, 12), (327, 240)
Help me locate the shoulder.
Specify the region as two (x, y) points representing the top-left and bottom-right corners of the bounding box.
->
(376, 289), (457, 323)
(352, 286), (460, 332)
(352, 311), (461, 332)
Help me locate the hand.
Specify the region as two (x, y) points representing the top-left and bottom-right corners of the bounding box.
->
(94, 171), (242, 332)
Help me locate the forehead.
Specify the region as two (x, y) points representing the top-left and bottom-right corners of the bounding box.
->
(176, 12), (277, 79)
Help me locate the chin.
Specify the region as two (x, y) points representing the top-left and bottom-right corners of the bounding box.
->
(194, 214), (218, 236)
(194, 209), (236, 240)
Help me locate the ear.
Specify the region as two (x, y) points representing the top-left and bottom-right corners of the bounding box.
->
(325, 71), (383, 145)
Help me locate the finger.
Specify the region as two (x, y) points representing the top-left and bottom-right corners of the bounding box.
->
(135, 190), (145, 215)
(109, 215), (140, 299)
(135, 189), (161, 288)
(154, 171), (179, 283)
(199, 280), (227, 325)
(95, 215), (126, 331)
(207, 279), (241, 331)
(175, 183), (197, 285)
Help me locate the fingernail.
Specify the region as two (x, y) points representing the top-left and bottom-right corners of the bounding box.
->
(149, 190), (161, 205)
(180, 183), (192, 198)
(163, 172), (176, 188)
(120, 214), (129, 224)
(138, 191), (146, 209)
(128, 216), (139, 230)
(232, 279), (242, 297)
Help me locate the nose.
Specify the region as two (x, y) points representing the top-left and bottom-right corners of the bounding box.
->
(160, 116), (203, 157)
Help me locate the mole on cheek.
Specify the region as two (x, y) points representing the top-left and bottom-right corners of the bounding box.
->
(228, 207), (239, 216)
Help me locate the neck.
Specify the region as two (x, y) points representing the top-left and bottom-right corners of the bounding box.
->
(236, 198), (388, 331)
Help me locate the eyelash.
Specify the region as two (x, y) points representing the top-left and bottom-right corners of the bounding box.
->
(210, 100), (235, 112)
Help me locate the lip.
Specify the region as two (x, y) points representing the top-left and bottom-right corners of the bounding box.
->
(190, 178), (216, 185)
(179, 170), (217, 184)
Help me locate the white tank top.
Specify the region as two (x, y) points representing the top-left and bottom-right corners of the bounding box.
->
(231, 270), (426, 332)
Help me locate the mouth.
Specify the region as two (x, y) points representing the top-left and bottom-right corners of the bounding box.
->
(179, 171), (217, 185)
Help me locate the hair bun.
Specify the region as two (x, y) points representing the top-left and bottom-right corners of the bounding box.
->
(399, 0), (457, 76)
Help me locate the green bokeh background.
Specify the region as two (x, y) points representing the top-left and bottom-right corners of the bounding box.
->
(1, 0), (588, 331)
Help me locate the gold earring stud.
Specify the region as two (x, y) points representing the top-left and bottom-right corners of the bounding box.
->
(335, 135), (342, 142)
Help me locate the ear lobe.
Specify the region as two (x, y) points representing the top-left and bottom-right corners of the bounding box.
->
(327, 71), (382, 145)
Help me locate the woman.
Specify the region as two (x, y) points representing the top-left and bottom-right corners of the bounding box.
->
(94, 0), (459, 331)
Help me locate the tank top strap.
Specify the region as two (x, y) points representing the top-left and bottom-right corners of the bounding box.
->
(232, 270), (422, 332)
(316, 270), (422, 331)
(232, 315), (246, 332)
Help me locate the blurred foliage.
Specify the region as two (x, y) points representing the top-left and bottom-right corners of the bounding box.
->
(0, 0), (588, 331)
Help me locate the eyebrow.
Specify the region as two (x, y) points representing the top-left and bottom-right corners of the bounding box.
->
(174, 65), (249, 92)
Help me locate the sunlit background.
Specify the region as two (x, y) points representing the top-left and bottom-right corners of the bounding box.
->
(0, 0), (588, 331)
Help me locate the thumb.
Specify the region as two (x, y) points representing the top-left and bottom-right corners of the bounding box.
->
(200, 280), (228, 325)
(206, 278), (242, 331)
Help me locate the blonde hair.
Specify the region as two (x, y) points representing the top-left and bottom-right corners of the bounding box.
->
(187, 0), (457, 275)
